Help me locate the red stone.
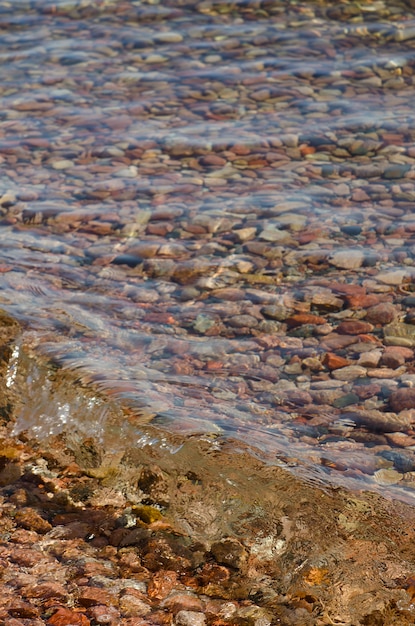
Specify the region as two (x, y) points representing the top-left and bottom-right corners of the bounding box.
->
(322, 352), (350, 370)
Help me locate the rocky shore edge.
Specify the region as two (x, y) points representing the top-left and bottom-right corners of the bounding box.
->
(1, 314), (415, 625)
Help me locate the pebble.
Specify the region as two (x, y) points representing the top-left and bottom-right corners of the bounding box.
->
(365, 302), (398, 325)
(367, 367), (405, 379)
(384, 323), (415, 347)
(381, 346), (412, 368)
(227, 315), (258, 329)
(330, 250), (364, 270)
(373, 468), (403, 485)
(175, 611), (206, 626)
(345, 409), (410, 432)
(357, 350), (382, 368)
(376, 270), (408, 285)
(389, 387), (415, 412)
(118, 595), (152, 617)
(51, 159), (74, 170)
(337, 320), (374, 335)
(332, 365), (367, 381)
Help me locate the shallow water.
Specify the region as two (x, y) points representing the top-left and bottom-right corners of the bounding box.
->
(2, 0), (415, 499)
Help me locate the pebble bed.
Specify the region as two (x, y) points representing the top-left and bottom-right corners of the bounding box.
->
(2, 0), (415, 494)
(2, 0), (415, 622)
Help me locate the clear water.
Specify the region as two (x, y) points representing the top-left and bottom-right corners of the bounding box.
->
(2, 0), (415, 499)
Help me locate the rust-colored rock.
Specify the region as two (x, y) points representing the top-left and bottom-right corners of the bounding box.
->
(78, 587), (117, 608)
(322, 352), (350, 370)
(47, 607), (90, 625)
(337, 320), (374, 335)
(148, 571), (179, 600)
(286, 313), (326, 328)
(25, 582), (68, 601)
(14, 508), (52, 534)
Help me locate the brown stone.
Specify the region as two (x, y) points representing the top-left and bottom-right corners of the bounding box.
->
(346, 294), (380, 309)
(25, 582), (68, 601)
(86, 605), (120, 624)
(199, 155), (227, 166)
(320, 334), (359, 351)
(365, 302), (398, 325)
(322, 352), (350, 370)
(119, 595), (152, 618)
(7, 600), (39, 619)
(47, 607), (90, 625)
(148, 571), (179, 600)
(14, 508), (52, 534)
(390, 388), (415, 412)
(286, 313), (326, 328)
(381, 346), (413, 368)
(211, 538), (248, 570)
(337, 320), (374, 335)
(161, 593), (204, 614)
(78, 588), (117, 608)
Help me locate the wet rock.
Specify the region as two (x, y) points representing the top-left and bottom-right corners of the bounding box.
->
(7, 600), (40, 619)
(14, 509), (52, 534)
(365, 302), (398, 325)
(261, 305), (291, 321)
(162, 593), (204, 614)
(211, 538), (248, 570)
(86, 604), (120, 624)
(322, 352), (350, 370)
(235, 605), (272, 626)
(381, 346), (412, 368)
(383, 164), (411, 179)
(337, 320), (374, 335)
(311, 389), (345, 405)
(78, 588), (117, 607)
(357, 350), (382, 368)
(332, 365), (367, 381)
(345, 409), (411, 432)
(25, 582), (68, 601)
(390, 387), (415, 412)
(384, 323), (415, 347)
(367, 367), (405, 379)
(320, 334), (359, 351)
(330, 250), (364, 269)
(373, 468), (403, 485)
(119, 594), (151, 617)
(282, 389), (313, 406)
(286, 313), (326, 328)
(227, 315), (258, 329)
(47, 607), (91, 625)
(376, 270), (408, 285)
(175, 610), (206, 626)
